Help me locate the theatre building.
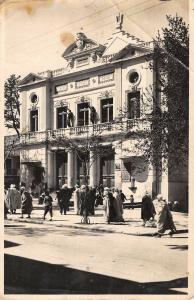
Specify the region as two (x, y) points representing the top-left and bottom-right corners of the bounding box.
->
(5, 16), (188, 205)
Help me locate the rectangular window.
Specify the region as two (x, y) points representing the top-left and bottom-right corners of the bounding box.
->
(30, 110), (38, 132)
(100, 153), (115, 187)
(101, 98), (113, 123)
(77, 103), (89, 126)
(57, 107), (68, 129)
(56, 152), (68, 188)
(128, 91), (140, 119)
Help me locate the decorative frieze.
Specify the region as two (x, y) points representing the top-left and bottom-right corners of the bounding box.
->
(99, 90), (114, 99)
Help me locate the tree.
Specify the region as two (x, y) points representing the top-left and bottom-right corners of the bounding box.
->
(4, 74), (21, 138)
(134, 15), (189, 174)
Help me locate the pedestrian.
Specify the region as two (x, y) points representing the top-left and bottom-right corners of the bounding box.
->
(120, 190), (127, 203)
(113, 188), (124, 222)
(103, 187), (111, 224)
(20, 186), (33, 219)
(88, 186), (96, 215)
(73, 185), (81, 215)
(60, 184), (70, 214)
(129, 194), (135, 209)
(56, 189), (64, 215)
(43, 190), (53, 221)
(141, 191), (155, 226)
(80, 185), (90, 222)
(95, 186), (103, 206)
(153, 194), (177, 237)
(38, 192), (45, 204)
(4, 189), (9, 219)
(6, 184), (21, 214)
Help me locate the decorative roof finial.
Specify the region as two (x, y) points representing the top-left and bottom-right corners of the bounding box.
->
(116, 13), (123, 30)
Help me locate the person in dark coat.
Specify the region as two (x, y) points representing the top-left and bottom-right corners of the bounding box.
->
(43, 190), (53, 221)
(56, 189), (64, 215)
(20, 186), (33, 219)
(88, 186), (96, 215)
(67, 109), (74, 127)
(141, 191), (155, 226)
(60, 184), (71, 214)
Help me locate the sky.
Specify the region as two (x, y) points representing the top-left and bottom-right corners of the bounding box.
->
(0, 0), (189, 81)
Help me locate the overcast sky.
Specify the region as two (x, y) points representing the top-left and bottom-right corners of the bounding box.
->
(0, 0), (188, 81)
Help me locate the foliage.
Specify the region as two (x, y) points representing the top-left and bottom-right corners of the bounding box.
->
(136, 15), (189, 173)
(4, 74), (21, 138)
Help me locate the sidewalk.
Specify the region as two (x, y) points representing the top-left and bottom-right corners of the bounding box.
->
(5, 198), (188, 237)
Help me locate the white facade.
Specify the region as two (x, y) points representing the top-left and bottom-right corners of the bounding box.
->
(17, 19), (164, 200)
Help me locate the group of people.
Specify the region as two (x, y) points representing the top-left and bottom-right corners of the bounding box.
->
(4, 184), (33, 219)
(4, 182), (177, 237)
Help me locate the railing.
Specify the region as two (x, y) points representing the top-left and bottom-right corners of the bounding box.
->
(52, 68), (67, 77)
(17, 118), (151, 145)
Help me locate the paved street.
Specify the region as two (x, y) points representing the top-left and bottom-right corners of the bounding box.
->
(4, 205), (188, 295)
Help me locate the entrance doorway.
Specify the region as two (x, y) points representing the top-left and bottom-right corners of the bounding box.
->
(100, 153), (115, 187)
(56, 152), (67, 188)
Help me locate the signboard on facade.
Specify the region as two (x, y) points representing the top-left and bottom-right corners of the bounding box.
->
(98, 72), (114, 84)
(55, 84), (68, 94)
(75, 78), (90, 89)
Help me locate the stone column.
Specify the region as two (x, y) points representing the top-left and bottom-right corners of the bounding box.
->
(53, 152), (56, 189)
(114, 145), (122, 189)
(89, 150), (97, 187)
(67, 150), (74, 188)
(47, 150), (54, 189)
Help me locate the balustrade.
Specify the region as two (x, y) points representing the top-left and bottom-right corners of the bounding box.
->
(18, 118), (150, 145)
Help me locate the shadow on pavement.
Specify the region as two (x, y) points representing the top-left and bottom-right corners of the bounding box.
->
(5, 226), (103, 237)
(4, 254), (187, 294)
(4, 241), (21, 248)
(165, 244), (188, 251)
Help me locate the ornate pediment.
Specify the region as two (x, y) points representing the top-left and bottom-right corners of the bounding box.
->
(19, 73), (45, 86)
(62, 32), (105, 60)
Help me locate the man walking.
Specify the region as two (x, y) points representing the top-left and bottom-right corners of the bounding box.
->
(43, 190), (53, 221)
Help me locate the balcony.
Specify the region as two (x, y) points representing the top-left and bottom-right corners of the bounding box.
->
(17, 118), (151, 145)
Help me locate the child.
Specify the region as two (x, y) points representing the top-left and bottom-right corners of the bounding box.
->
(43, 190), (53, 221)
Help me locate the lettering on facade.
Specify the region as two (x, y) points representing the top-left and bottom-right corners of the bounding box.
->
(55, 84), (68, 94)
(75, 78), (90, 89)
(98, 72), (114, 84)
